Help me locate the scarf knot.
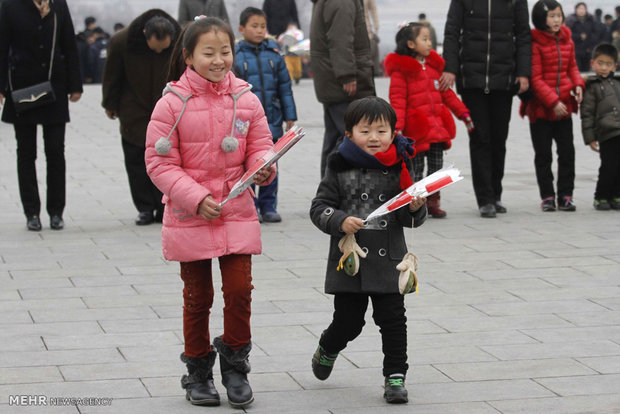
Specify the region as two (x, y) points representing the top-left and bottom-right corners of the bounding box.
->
(338, 135), (415, 189)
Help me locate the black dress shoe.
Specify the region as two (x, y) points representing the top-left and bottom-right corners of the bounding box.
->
(154, 208), (164, 223)
(50, 215), (64, 230)
(135, 211), (154, 225)
(494, 201), (507, 214)
(479, 203), (497, 218)
(26, 215), (42, 231)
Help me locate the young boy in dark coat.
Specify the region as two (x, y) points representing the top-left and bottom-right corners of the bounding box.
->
(580, 43), (620, 210)
(309, 96), (427, 404)
(234, 7), (297, 223)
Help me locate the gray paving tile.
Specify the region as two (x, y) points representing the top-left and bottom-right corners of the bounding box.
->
(576, 356), (620, 374)
(0, 366), (63, 385)
(0, 349), (124, 368)
(43, 331), (181, 350)
(489, 394), (620, 414)
(434, 358), (596, 381)
(482, 340), (620, 360)
(535, 373), (620, 396)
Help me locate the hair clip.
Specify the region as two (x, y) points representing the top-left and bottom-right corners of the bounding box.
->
(194, 15), (208, 21)
(397, 20), (411, 29)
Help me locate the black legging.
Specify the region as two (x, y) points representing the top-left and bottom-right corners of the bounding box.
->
(14, 123), (66, 217)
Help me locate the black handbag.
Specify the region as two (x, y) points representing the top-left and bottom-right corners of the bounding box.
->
(9, 13), (57, 113)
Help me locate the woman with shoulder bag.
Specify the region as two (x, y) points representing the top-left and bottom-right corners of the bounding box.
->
(0, 0), (82, 231)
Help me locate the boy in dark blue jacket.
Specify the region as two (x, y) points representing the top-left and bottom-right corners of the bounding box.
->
(235, 7), (297, 223)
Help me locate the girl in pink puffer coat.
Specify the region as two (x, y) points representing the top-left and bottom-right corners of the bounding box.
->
(145, 17), (275, 408)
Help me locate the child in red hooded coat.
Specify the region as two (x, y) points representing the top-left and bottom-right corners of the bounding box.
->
(384, 22), (472, 218)
(520, 0), (585, 212)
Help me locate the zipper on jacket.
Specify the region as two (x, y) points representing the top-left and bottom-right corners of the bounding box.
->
(254, 48), (267, 105)
(555, 36), (562, 96)
(422, 60), (441, 130)
(484, 0), (491, 94)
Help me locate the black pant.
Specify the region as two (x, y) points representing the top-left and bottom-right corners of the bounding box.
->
(320, 292), (408, 377)
(14, 123), (66, 217)
(460, 89), (513, 207)
(121, 138), (163, 214)
(595, 136), (620, 200)
(529, 118), (575, 200)
(320, 102), (349, 177)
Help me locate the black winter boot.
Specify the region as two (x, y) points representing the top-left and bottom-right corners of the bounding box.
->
(180, 351), (220, 406)
(384, 373), (408, 404)
(213, 336), (254, 408)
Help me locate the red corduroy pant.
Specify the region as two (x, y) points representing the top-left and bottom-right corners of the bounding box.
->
(180, 254), (253, 357)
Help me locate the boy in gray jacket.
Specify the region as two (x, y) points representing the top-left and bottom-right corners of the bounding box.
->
(580, 43), (620, 210)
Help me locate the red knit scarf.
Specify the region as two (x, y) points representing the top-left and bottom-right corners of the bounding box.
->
(375, 145), (413, 190)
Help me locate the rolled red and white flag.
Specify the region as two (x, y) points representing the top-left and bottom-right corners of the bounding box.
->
(364, 166), (464, 223)
(220, 126), (305, 206)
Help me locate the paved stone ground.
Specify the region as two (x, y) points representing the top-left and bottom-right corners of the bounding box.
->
(1, 78), (619, 414)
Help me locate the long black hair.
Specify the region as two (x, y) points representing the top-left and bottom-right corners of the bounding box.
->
(167, 17), (236, 82)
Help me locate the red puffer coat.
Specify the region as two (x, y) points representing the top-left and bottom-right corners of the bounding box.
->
(521, 26), (585, 122)
(384, 51), (468, 154)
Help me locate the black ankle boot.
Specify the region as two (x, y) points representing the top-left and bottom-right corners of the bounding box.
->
(384, 373), (408, 404)
(180, 351), (220, 406)
(213, 336), (254, 408)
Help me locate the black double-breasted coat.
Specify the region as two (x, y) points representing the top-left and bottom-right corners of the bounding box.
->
(0, 0), (82, 124)
(310, 152), (427, 295)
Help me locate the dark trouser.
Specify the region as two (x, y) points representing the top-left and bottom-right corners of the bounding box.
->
(576, 53), (591, 73)
(320, 292), (408, 377)
(460, 89), (513, 207)
(14, 123), (66, 217)
(121, 138), (164, 214)
(253, 134), (280, 213)
(320, 102), (349, 177)
(529, 118), (575, 199)
(595, 136), (620, 200)
(180, 255), (254, 358)
(412, 143), (444, 182)
(254, 171), (278, 213)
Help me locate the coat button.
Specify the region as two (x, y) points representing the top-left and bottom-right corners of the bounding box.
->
(382, 169), (388, 175)
(379, 220), (388, 228)
(39, 44), (44, 49)
(378, 248), (387, 257)
(378, 194), (386, 202)
(360, 193), (369, 200)
(361, 247), (369, 255)
(323, 207), (334, 216)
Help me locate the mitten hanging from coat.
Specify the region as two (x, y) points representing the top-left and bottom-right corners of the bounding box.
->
(336, 233), (367, 276)
(396, 252), (419, 294)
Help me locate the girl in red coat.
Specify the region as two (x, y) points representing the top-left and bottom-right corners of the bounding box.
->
(521, 0), (585, 212)
(384, 23), (472, 218)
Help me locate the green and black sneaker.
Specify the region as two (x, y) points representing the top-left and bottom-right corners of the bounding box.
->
(311, 345), (338, 380)
(384, 373), (408, 404)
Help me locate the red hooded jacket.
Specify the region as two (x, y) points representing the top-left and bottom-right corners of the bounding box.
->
(521, 25), (585, 122)
(384, 50), (468, 154)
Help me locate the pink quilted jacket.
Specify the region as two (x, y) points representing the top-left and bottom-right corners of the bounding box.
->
(145, 68), (275, 262)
